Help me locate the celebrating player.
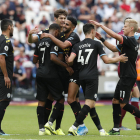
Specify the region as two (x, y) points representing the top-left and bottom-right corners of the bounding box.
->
(66, 23), (128, 136)
(41, 16), (88, 135)
(28, 9), (68, 135)
(89, 19), (140, 135)
(33, 23), (73, 135)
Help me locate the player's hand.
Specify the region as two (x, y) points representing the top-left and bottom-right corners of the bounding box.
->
(40, 33), (49, 39)
(4, 76), (11, 89)
(66, 67), (74, 76)
(89, 20), (101, 27)
(29, 26), (38, 35)
(95, 32), (102, 40)
(65, 54), (69, 64)
(120, 54), (128, 63)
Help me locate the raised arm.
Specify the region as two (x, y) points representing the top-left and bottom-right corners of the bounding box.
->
(95, 32), (118, 52)
(89, 20), (123, 43)
(28, 26), (39, 43)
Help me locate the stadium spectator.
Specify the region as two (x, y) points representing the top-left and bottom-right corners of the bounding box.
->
(112, 0), (119, 11)
(16, 13), (26, 31)
(96, 2), (105, 20)
(13, 39), (24, 51)
(56, 0), (68, 10)
(77, 5), (91, 24)
(13, 60), (28, 89)
(120, 0), (131, 12)
(14, 50), (29, 65)
(112, 18), (124, 33)
(39, 16), (49, 27)
(104, 3), (115, 20)
(136, 0), (140, 12)
(0, 4), (10, 20)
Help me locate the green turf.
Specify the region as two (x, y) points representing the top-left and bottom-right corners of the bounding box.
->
(1, 105), (140, 139)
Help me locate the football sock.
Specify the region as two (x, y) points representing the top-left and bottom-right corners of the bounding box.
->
(70, 101), (80, 119)
(77, 102), (84, 125)
(119, 108), (126, 127)
(113, 104), (121, 128)
(90, 108), (102, 130)
(123, 103), (140, 118)
(49, 102), (63, 123)
(0, 101), (9, 130)
(131, 97), (140, 124)
(77, 102), (82, 110)
(44, 99), (53, 124)
(55, 104), (64, 130)
(37, 106), (45, 129)
(73, 105), (90, 128)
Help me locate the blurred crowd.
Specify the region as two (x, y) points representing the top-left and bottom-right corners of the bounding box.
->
(0, 0), (140, 90)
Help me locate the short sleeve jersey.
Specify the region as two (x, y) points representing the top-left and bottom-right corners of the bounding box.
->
(116, 36), (139, 78)
(34, 38), (59, 78)
(0, 34), (13, 80)
(36, 28), (64, 53)
(63, 32), (80, 70)
(72, 38), (106, 80)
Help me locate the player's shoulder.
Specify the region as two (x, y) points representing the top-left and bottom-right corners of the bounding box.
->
(69, 32), (79, 39)
(0, 34), (10, 44)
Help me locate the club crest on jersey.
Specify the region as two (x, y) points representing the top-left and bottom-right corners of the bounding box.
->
(54, 46), (58, 51)
(94, 94), (97, 98)
(4, 46), (9, 51)
(7, 93), (11, 98)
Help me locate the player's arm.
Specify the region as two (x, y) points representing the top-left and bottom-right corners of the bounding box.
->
(0, 55), (11, 88)
(33, 46), (39, 64)
(101, 54), (128, 64)
(66, 53), (76, 66)
(50, 45), (74, 75)
(40, 33), (71, 49)
(28, 26), (39, 43)
(95, 32), (118, 52)
(33, 56), (38, 64)
(89, 20), (123, 43)
(50, 54), (74, 76)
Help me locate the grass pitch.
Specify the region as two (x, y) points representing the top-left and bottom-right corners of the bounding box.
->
(1, 104), (140, 140)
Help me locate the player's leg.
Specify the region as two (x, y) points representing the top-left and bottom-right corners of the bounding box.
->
(87, 79), (108, 136)
(119, 91), (131, 130)
(0, 79), (12, 135)
(44, 78), (65, 135)
(0, 101), (10, 135)
(108, 79), (122, 135)
(55, 74), (68, 135)
(55, 97), (65, 135)
(36, 77), (51, 135)
(109, 78), (140, 135)
(44, 94), (54, 125)
(131, 84), (140, 129)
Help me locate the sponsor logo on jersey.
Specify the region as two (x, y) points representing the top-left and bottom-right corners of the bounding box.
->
(4, 46), (9, 51)
(6, 40), (10, 43)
